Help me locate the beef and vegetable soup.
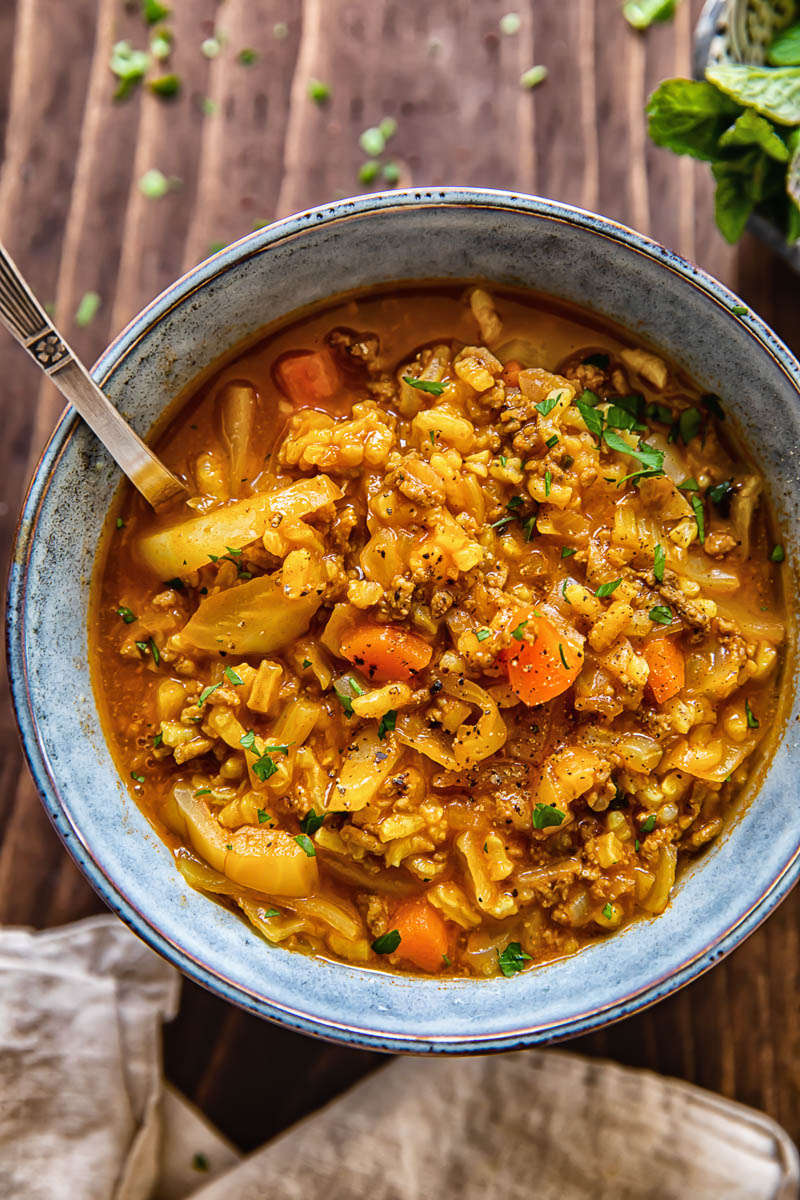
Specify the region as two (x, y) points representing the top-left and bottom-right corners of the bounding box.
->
(93, 284), (787, 978)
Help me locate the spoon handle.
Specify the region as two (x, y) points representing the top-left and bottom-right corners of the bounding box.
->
(0, 241), (187, 508)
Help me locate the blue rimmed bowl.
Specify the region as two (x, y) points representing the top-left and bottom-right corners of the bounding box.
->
(6, 189), (800, 1052)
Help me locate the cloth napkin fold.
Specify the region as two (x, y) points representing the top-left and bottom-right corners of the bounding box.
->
(0, 914), (797, 1200)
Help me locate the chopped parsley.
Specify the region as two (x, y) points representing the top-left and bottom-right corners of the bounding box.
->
(263, 908), (280, 918)
(476, 628), (491, 642)
(511, 620), (528, 640)
(377, 710), (397, 740)
(135, 641), (148, 653)
(498, 941), (532, 976)
(603, 429), (664, 477)
(605, 405), (644, 432)
(535, 392), (561, 417)
(522, 514), (537, 541)
(646, 401), (673, 424)
(595, 578), (621, 598)
(238, 48), (258, 65)
(442, 954), (451, 967)
(491, 514), (516, 531)
(153, 732), (163, 748)
(745, 698), (759, 728)
(561, 546), (576, 558)
(579, 388), (600, 406)
(194, 787), (211, 796)
(602, 902), (614, 919)
(224, 665), (244, 686)
(257, 809), (272, 824)
(403, 376), (445, 396)
(240, 729), (256, 750)
(678, 477), (699, 491)
(359, 160), (380, 185)
(131, 771), (145, 783)
(294, 833), (316, 857)
(116, 517), (124, 529)
(300, 809), (325, 836)
(731, 304), (748, 317)
(562, 578), (572, 604)
(690, 493), (705, 543)
(654, 543), (665, 582)
(371, 929), (401, 954)
(142, 0), (169, 21)
(110, 40), (149, 100)
(507, 495), (524, 510)
(641, 814), (656, 833)
(139, 168), (172, 199)
(770, 544), (785, 563)
(677, 407), (703, 444)
(707, 478), (734, 515)
(533, 802), (565, 829)
(576, 397), (604, 438)
(148, 74), (181, 97)
(252, 753), (278, 782)
(649, 605), (673, 624)
(302, 658), (312, 668)
(520, 65), (547, 89)
(544, 470), (552, 497)
(117, 606), (136, 624)
(198, 681), (222, 706)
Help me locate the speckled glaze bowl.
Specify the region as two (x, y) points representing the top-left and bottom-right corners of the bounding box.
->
(7, 190), (800, 1052)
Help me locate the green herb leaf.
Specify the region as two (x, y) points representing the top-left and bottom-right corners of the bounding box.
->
(148, 73), (181, 98)
(678, 407), (703, 444)
(522, 515), (537, 542)
(623, 0), (675, 30)
(117, 606), (136, 624)
(646, 78), (741, 162)
(377, 709), (397, 740)
(442, 953), (451, 966)
(606, 405), (643, 432)
(300, 809), (325, 836)
(649, 605), (673, 624)
(371, 929), (401, 954)
(730, 303), (749, 316)
(198, 681), (222, 706)
(263, 907), (280, 917)
(308, 78), (331, 104)
(491, 514), (517, 531)
(257, 810), (272, 824)
(745, 697), (759, 728)
(403, 375), (445, 395)
(224, 665), (244, 686)
(253, 753), (278, 782)
(545, 434), (559, 449)
(595, 578), (622, 598)
(533, 802), (565, 829)
(116, 516), (124, 529)
(499, 11), (522, 35)
(302, 658), (312, 668)
(75, 291), (101, 327)
(142, 0), (169, 22)
(603, 429), (664, 475)
(654, 543), (666, 583)
(561, 546), (576, 559)
(705, 63), (800, 128)
(576, 397), (604, 438)
(701, 392), (725, 420)
(718, 108), (790, 162)
(153, 731), (163, 748)
(707, 478), (734, 515)
(131, 771), (145, 784)
(678, 477), (699, 491)
(579, 388), (601, 406)
(110, 41), (149, 99)
(476, 628), (491, 642)
(511, 620), (528, 640)
(767, 22), (800, 67)
(139, 168), (172, 199)
(149, 637), (160, 665)
(558, 643), (569, 669)
(544, 470), (552, 497)
(690, 492), (705, 543)
(194, 787), (212, 796)
(602, 901), (614, 919)
(641, 814), (656, 833)
(770, 544), (785, 563)
(240, 729), (256, 750)
(536, 393), (560, 417)
(646, 401), (673, 424)
(359, 160), (380, 185)
(498, 941), (532, 976)
(335, 687), (354, 717)
(507, 495), (524, 510)
(151, 31), (172, 60)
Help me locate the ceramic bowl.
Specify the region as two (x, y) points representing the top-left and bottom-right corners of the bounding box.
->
(7, 189), (800, 1052)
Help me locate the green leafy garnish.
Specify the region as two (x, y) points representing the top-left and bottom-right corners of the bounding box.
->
(153, 732), (163, 748)
(117, 606), (136, 624)
(360, 125), (386, 156)
(649, 605), (673, 624)
(300, 809), (325, 836)
(476, 628), (491, 642)
(707, 478), (734, 515)
(603, 429), (664, 476)
(359, 160), (380, 185)
(595, 578), (622, 598)
(135, 640), (148, 653)
(148, 74), (180, 97)
(770, 544), (786, 563)
(116, 517), (124, 529)
(602, 901), (614, 919)
(194, 787), (211, 796)
(579, 388), (601, 406)
(294, 835), (316, 859)
(544, 470), (552, 497)
(519, 65), (547, 90)
(75, 291), (101, 327)
(507, 495), (524, 510)
(139, 168), (171, 198)
(149, 638), (160, 665)
(371, 929), (401, 954)
(198, 682), (222, 706)
(705, 63), (800, 128)
(263, 907), (280, 917)
(678, 407), (703, 444)
(745, 698), (759, 728)
(442, 953), (451, 967)
(377, 710), (397, 740)
(606, 405), (644, 432)
(678, 477), (699, 491)
(522, 515), (537, 541)
(240, 729), (256, 750)
(533, 802), (565, 829)
(641, 814), (656, 833)
(561, 546), (576, 559)
(767, 23), (800, 68)
(403, 376), (445, 396)
(224, 665), (244, 686)
(252, 753), (277, 782)
(558, 643), (569, 669)
(536, 392), (561, 417)
(511, 620), (528, 640)
(257, 810), (272, 825)
(131, 770), (145, 783)
(690, 492), (706, 543)
(545, 434), (559, 449)
(654, 543), (666, 582)
(646, 401), (673, 424)
(576, 397), (604, 438)
(731, 304), (749, 316)
(623, 0), (676, 31)
(498, 941), (532, 976)
(308, 79), (331, 104)
(701, 392), (725, 420)
(110, 41), (149, 100)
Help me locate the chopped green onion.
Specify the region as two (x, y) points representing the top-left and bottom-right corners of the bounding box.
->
(117, 606), (136, 624)
(224, 665), (244, 686)
(519, 65), (547, 89)
(476, 629), (491, 642)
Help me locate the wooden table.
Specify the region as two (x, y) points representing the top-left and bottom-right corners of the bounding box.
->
(1, 0), (799, 1153)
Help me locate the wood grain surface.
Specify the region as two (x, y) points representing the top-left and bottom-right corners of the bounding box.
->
(1, 0), (799, 1154)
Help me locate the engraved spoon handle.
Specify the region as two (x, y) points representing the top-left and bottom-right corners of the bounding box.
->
(0, 241), (187, 509)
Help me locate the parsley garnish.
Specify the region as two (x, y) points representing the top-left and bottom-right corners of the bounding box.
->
(308, 78), (331, 103)
(263, 907), (280, 918)
(153, 732), (163, 748)
(653, 543), (665, 583)
(377, 710), (397, 740)
(300, 809), (325, 836)
(770, 544), (785, 563)
(372, 930), (401, 954)
(442, 954), (451, 966)
(476, 628), (491, 642)
(649, 605), (673, 624)
(646, 401), (673, 424)
(224, 665), (244, 686)
(707, 478), (734, 515)
(576, 397), (604, 438)
(403, 376), (445, 396)
(690, 493), (705, 543)
(335, 687), (355, 717)
(562, 578), (572, 604)
(240, 729), (256, 750)
(507, 495), (524, 510)
(116, 517), (124, 529)
(135, 640), (149, 653)
(603, 429), (664, 477)
(252, 754), (278, 782)
(257, 809), (272, 824)
(533, 803), (565, 829)
(117, 606), (136, 623)
(522, 514), (537, 541)
(511, 620), (528, 640)
(148, 74), (180, 97)
(606, 405), (644, 432)
(498, 942), (532, 976)
(198, 682), (222, 706)
(602, 902), (613, 919)
(595, 578), (621, 598)
(641, 814), (656, 833)
(678, 477), (699, 491)
(131, 770), (145, 783)
(491, 514), (517, 531)
(561, 546), (576, 558)
(745, 698), (759, 728)
(302, 658), (312, 668)
(294, 833), (316, 857)
(678, 407), (703, 444)
(579, 388), (600, 406)
(536, 392), (561, 417)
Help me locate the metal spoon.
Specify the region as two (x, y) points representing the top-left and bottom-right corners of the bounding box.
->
(0, 240), (187, 508)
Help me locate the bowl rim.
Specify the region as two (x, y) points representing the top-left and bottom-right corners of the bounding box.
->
(7, 186), (800, 1053)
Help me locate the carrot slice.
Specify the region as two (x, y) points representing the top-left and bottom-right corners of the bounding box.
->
(500, 359), (523, 387)
(391, 898), (449, 973)
(339, 623), (433, 682)
(502, 614), (583, 706)
(642, 637), (684, 704)
(274, 350), (340, 407)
